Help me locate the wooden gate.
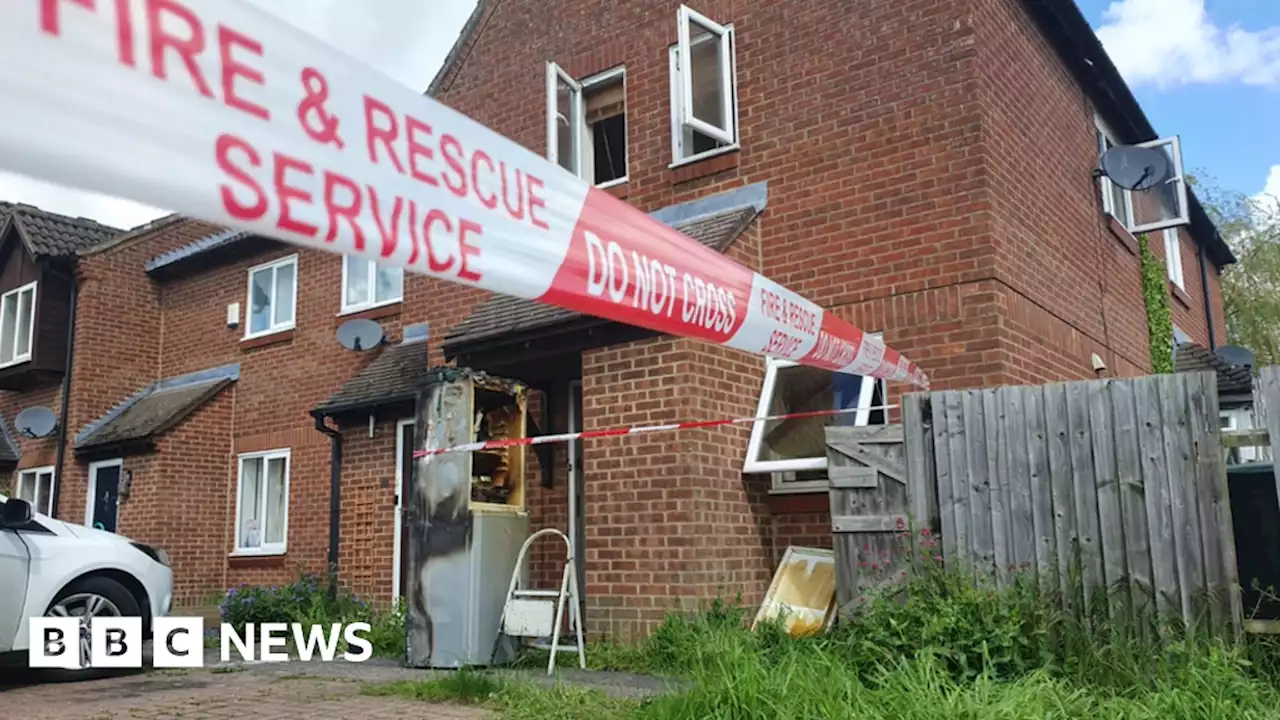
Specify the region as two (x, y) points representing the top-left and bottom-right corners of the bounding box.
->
(825, 425), (912, 617)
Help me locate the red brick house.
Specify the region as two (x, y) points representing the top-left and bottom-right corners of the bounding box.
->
(0, 0), (1234, 638)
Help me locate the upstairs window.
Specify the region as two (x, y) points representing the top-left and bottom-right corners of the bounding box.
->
(1095, 115), (1191, 234)
(546, 64), (629, 188)
(342, 255), (403, 313)
(744, 334), (887, 492)
(0, 281), (35, 368)
(246, 255), (297, 339)
(1164, 227), (1184, 289)
(670, 5), (738, 165)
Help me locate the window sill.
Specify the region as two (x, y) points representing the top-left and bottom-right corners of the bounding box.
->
(1170, 282), (1192, 309)
(241, 329), (295, 350)
(600, 182), (630, 200)
(0, 356), (32, 371)
(670, 148), (740, 184)
(765, 491), (828, 514)
(228, 552), (287, 569)
(1106, 215), (1138, 255)
(335, 301), (402, 325)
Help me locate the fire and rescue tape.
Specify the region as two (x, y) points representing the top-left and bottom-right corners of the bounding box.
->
(412, 403), (900, 458)
(0, 1), (928, 388)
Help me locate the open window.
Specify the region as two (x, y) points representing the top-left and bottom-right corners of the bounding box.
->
(670, 5), (738, 164)
(546, 65), (628, 187)
(546, 62), (583, 177)
(1095, 116), (1190, 234)
(744, 339), (888, 492)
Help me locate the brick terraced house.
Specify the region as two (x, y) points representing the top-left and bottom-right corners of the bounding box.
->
(0, 0), (1233, 638)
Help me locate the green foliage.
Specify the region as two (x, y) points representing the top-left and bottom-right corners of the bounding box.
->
(1139, 233), (1174, 372)
(217, 570), (404, 658)
(1192, 173), (1280, 364)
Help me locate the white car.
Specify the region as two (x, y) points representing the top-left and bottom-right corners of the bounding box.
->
(0, 493), (173, 673)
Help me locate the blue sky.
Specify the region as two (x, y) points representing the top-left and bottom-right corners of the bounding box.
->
(1083, 0), (1280, 202)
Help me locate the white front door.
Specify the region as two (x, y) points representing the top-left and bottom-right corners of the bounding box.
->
(392, 419), (415, 600)
(567, 380), (585, 621)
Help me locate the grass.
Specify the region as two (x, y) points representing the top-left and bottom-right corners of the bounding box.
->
(362, 547), (1280, 719)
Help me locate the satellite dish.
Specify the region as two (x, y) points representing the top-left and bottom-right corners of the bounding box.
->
(1099, 145), (1172, 192)
(336, 318), (386, 352)
(1215, 344), (1256, 369)
(15, 406), (57, 439)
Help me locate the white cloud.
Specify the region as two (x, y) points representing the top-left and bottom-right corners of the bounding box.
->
(1095, 0), (1280, 89)
(1250, 165), (1280, 221)
(0, 0), (477, 230)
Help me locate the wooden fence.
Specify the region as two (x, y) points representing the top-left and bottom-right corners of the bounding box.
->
(831, 371), (1243, 634)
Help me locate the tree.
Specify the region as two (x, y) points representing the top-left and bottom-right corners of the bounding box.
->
(1190, 173), (1280, 366)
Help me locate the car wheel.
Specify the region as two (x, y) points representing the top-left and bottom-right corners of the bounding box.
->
(46, 576), (142, 677)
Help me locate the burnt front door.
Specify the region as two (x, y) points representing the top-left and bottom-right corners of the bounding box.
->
(88, 461), (121, 533)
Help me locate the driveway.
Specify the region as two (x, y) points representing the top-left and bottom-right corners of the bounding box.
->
(1, 665), (489, 720)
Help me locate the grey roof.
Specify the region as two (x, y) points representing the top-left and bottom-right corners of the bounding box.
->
(0, 202), (121, 258)
(312, 339), (430, 416)
(0, 413), (20, 466)
(75, 363), (240, 452)
(444, 204), (760, 351)
(1174, 342), (1253, 398)
(144, 228), (249, 273)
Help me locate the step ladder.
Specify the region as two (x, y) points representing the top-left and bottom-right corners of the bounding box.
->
(491, 528), (586, 675)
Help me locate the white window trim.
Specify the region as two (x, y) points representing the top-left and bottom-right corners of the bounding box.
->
(668, 16), (740, 168)
(0, 280), (37, 370)
(676, 5), (735, 145)
(1164, 227), (1184, 289)
(546, 61), (584, 178)
(582, 66), (629, 189)
(743, 335), (887, 485)
(546, 64), (630, 188)
(232, 448), (291, 556)
(1095, 115), (1134, 226)
(339, 255), (404, 315)
(244, 254), (298, 340)
(15, 465), (55, 516)
(83, 458), (122, 527)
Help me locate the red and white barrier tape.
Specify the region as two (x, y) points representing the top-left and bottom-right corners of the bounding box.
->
(411, 403), (900, 458)
(0, 2), (927, 389)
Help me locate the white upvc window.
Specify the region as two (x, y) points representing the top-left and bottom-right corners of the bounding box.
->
(0, 281), (37, 368)
(341, 255), (403, 314)
(14, 465), (55, 516)
(744, 334), (888, 493)
(669, 5), (739, 166)
(1095, 115), (1191, 234)
(234, 449), (290, 555)
(1164, 227), (1184, 289)
(546, 64), (629, 188)
(1221, 409), (1268, 465)
(245, 255), (297, 339)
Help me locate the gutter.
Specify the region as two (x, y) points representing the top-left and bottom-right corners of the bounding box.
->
(47, 263), (78, 520)
(311, 410), (343, 599)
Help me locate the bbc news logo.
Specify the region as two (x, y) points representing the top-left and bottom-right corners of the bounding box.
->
(28, 617), (373, 669)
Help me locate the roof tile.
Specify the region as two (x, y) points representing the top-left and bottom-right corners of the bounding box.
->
(75, 364), (239, 452)
(1173, 342), (1254, 398)
(312, 340), (430, 415)
(0, 202), (121, 258)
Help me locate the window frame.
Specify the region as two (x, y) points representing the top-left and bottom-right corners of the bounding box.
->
(0, 281), (38, 369)
(668, 12), (740, 167)
(14, 465), (55, 516)
(232, 448), (291, 556)
(244, 254), (298, 340)
(339, 255), (404, 315)
(676, 5), (736, 146)
(743, 334), (888, 487)
(580, 66), (629, 189)
(1128, 135), (1191, 234)
(1164, 227), (1184, 289)
(1095, 116), (1134, 227)
(546, 61), (584, 179)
